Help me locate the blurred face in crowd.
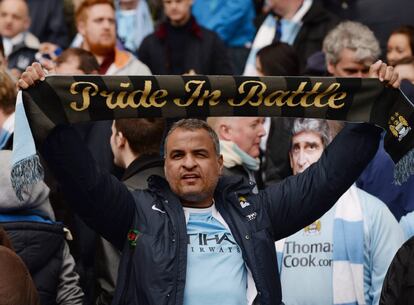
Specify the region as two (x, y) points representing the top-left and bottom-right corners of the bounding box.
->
(77, 4), (116, 56)
(222, 117), (266, 158)
(163, 0), (192, 26)
(119, 0), (139, 10)
(290, 131), (324, 175)
(0, 0), (30, 39)
(387, 33), (413, 66)
(55, 56), (86, 74)
(164, 127), (223, 207)
(327, 48), (372, 77)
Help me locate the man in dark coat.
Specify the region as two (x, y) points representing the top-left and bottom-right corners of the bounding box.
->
(18, 61), (398, 305)
(244, 0), (339, 75)
(138, 0), (233, 75)
(96, 117), (165, 305)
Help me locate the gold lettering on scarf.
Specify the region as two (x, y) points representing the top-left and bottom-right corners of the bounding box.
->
(173, 80), (221, 106)
(69, 82), (99, 111)
(232, 81), (347, 108)
(69, 80), (168, 111)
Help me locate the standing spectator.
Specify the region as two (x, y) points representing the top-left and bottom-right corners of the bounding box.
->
(0, 37), (5, 67)
(244, 0), (339, 75)
(322, 21), (414, 221)
(26, 0), (69, 48)
(255, 43), (300, 185)
(138, 0), (233, 75)
(277, 118), (404, 305)
(0, 67), (16, 150)
(387, 26), (414, 66)
(207, 117), (266, 191)
(95, 118), (165, 305)
(192, 0), (256, 74)
(115, 0), (154, 55)
(0, 150), (84, 305)
(0, 227), (40, 305)
(0, 0), (39, 77)
(320, 0), (414, 55)
(76, 0), (151, 75)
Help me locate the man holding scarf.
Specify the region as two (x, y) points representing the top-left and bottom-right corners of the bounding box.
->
(18, 61), (398, 305)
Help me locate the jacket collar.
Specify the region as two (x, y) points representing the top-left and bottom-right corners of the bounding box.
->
(155, 16), (202, 40)
(122, 153), (164, 181)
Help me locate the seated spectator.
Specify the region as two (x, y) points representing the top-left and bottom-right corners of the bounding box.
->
(277, 118), (404, 305)
(387, 25), (414, 66)
(0, 227), (40, 305)
(207, 116), (265, 192)
(0, 0), (40, 77)
(192, 0), (256, 74)
(138, 0), (233, 75)
(0, 67), (16, 150)
(244, 0), (339, 75)
(115, 0), (154, 55)
(26, 0), (69, 48)
(0, 150), (84, 305)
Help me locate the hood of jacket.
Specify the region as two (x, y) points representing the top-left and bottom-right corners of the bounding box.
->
(0, 151), (54, 219)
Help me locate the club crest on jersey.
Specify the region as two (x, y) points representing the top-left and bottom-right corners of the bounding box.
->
(239, 196), (251, 208)
(304, 220), (321, 235)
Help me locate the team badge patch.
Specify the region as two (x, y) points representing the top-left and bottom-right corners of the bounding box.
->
(389, 112), (411, 141)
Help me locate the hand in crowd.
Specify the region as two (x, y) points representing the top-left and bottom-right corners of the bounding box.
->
(369, 60), (400, 88)
(18, 62), (55, 90)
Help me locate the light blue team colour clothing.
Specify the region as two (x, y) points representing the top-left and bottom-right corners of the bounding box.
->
(192, 0), (255, 47)
(183, 207), (247, 305)
(278, 189), (404, 305)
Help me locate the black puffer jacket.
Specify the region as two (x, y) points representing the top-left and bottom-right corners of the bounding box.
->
(2, 221), (65, 305)
(380, 236), (414, 305)
(42, 123), (381, 305)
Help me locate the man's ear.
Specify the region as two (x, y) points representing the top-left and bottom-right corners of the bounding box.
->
(289, 151), (294, 171)
(217, 154), (224, 175)
(77, 20), (86, 37)
(219, 124), (232, 141)
(327, 62), (336, 76)
(24, 17), (31, 32)
(115, 131), (126, 148)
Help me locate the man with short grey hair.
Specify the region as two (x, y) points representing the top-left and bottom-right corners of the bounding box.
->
(323, 21), (381, 77)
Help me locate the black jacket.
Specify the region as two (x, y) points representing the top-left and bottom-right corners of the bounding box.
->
(292, 2), (340, 73)
(138, 17), (234, 75)
(41, 123), (381, 305)
(2, 221), (65, 305)
(380, 236), (414, 305)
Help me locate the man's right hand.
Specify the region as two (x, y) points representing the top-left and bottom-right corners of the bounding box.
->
(18, 62), (56, 90)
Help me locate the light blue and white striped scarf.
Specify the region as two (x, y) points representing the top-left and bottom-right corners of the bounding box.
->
(276, 185), (365, 305)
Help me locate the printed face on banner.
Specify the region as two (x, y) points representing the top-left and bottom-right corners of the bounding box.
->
(164, 128), (223, 207)
(289, 131), (324, 175)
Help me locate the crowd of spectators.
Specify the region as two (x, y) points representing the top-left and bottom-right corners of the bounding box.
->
(2, 1), (414, 305)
